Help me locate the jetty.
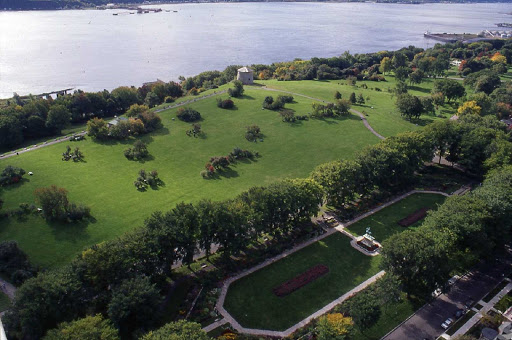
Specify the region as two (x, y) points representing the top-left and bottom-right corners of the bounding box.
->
(19, 88), (74, 100)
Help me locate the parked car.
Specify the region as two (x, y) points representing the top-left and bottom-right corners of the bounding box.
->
(448, 275), (460, 286)
(441, 318), (454, 329)
(454, 308), (465, 318)
(432, 288), (442, 297)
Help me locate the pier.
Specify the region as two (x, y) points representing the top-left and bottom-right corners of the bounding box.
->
(19, 88), (74, 100)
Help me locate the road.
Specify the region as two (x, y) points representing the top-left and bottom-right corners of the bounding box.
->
(383, 252), (512, 340)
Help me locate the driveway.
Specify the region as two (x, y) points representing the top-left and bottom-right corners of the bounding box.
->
(383, 252), (512, 340)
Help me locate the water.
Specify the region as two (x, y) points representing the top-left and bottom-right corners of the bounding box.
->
(0, 2), (510, 98)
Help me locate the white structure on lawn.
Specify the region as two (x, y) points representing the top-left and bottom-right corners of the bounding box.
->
(237, 67), (254, 85)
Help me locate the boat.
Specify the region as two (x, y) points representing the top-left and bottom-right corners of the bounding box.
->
(496, 23), (512, 28)
(113, 13), (118, 15)
(173, 10), (178, 12)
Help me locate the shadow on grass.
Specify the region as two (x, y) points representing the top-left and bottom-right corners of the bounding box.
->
(240, 94), (255, 100)
(408, 85), (432, 94)
(133, 154), (155, 164)
(48, 218), (92, 243)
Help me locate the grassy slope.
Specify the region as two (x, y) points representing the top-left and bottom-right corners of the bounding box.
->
(346, 193), (447, 243)
(259, 76), (456, 137)
(0, 88), (378, 268)
(223, 233), (381, 331)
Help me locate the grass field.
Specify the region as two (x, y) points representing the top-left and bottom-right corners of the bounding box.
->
(345, 193), (447, 243)
(223, 233), (381, 331)
(259, 76), (457, 137)
(0, 88), (379, 268)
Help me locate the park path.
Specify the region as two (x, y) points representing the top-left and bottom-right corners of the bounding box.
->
(0, 90), (228, 161)
(253, 86), (385, 140)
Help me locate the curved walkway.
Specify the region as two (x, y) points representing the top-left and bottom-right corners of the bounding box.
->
(254, 86), (385, 140)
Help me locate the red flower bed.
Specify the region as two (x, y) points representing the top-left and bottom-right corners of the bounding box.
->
(357, 240), (379, 252)
(398, 207), (431, 227)
(273, 264), (329, 297)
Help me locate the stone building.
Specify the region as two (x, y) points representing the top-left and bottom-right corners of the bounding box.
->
(237, 67), (254, 85)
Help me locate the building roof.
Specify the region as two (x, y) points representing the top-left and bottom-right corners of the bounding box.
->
(482, 327), (499, 340)
(108, 117), (128, 126)
(237, 67), (253, 73)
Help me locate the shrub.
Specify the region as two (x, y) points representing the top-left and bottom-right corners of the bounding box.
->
(262, 96), (285, 110)
(228, 80), (244, 98)
(0, 165), (26, 186)
(124, 140), (149, 160)
(177, 107), (201, 122)
(276, 95), (293, 103)
(164, 96), (175, 103)
(216, 98), (234, 109)
(245, 125), (262, 142)
(67, 203), (91, 221)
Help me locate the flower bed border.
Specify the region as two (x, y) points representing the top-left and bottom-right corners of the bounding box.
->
(273, 264), (329, 297)
(397, 207), (430, 227)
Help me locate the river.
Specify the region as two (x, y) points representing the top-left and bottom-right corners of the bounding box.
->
(0, 2), (510, 98)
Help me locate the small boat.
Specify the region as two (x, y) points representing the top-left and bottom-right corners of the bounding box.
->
(165, 10), (170, 12)
(173, 10), (178, 12)
(113, 13), (118, 15)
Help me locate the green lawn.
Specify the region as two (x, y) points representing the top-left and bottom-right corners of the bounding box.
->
(345, 193), (447, 243)
(259, 76), (456, 137)
(0, 89), (379, 268)
(223, 233), (381, 331)
(351, 293), (417, 340)
(0, 292), (11, 312)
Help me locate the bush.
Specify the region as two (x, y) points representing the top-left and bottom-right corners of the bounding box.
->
(124, 140), (149, 160)
(177, 107), (201, 122)
(67, 203), (91, 221)
(164, 96), (175, 103)
(276, 95), (293, 103)
(0, 165), (26, 186)
(228, 80), (244, 98)
(262, 96), (285, 110)
(245, 125), (262, 142)
(216, 98), (234, 109)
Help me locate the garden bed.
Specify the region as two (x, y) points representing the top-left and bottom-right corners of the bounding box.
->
(273, 264), (329, 297)
(398, 207), (430, 227)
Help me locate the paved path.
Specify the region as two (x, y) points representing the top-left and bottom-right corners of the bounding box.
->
(0, 132), (87, 160)
(0, 90), (228, 160)
(203, 318), (228, 333)
(254, 86), (385, 140)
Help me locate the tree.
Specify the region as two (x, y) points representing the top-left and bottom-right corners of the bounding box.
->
(34, 185), (69, 220)
(46, 105), (71, 134)
(111, 86), (140, 113)
(408, 69), (424, 85)
(141, 320), (209, 340)
(380, 57), (392, 75)
(228, 80), (244, 97)
(395, 93), (423, 120)
(124, 140), (149, 160)
(357, 93), (365, 105)
(381, 229), (452, 298)
(0, 241), (35, 285)
(349, 92), (356, 104)
(424, 120), (457, 163)
(347, 292), (381, 330)
(126, 104), (149, 117)
(457, 100), (481, 116)
(144, 91), (160, 108)
(392, 53), (407, 69)
(310, 160), (361, 207)
(420, 96), (435, 116)
(334, 99), (352, 115)
(334, 91), (342, 100)
(394, 66), (411, 82)
(107, 277), (162, 334)
(0, 165), (26, 186)
(395, 81), (408, 95)
(432, 79), (466, 103)
(0, 115), (23, 148)
(431, 92), (445, 109)
(316, 313), (353, 340)
(86, 118), (109, 140)
(43, 315), (119, 340)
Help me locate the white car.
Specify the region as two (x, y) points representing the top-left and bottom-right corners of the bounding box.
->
(441, 318), (454, 329)
(432, 288), (442, 297)
(448, 275), (460, 286)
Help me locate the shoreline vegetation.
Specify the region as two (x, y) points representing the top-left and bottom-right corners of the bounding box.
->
(0, 0), (508, 11)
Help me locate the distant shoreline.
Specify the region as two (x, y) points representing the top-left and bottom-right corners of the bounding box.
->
(1, 0), (511, 12)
